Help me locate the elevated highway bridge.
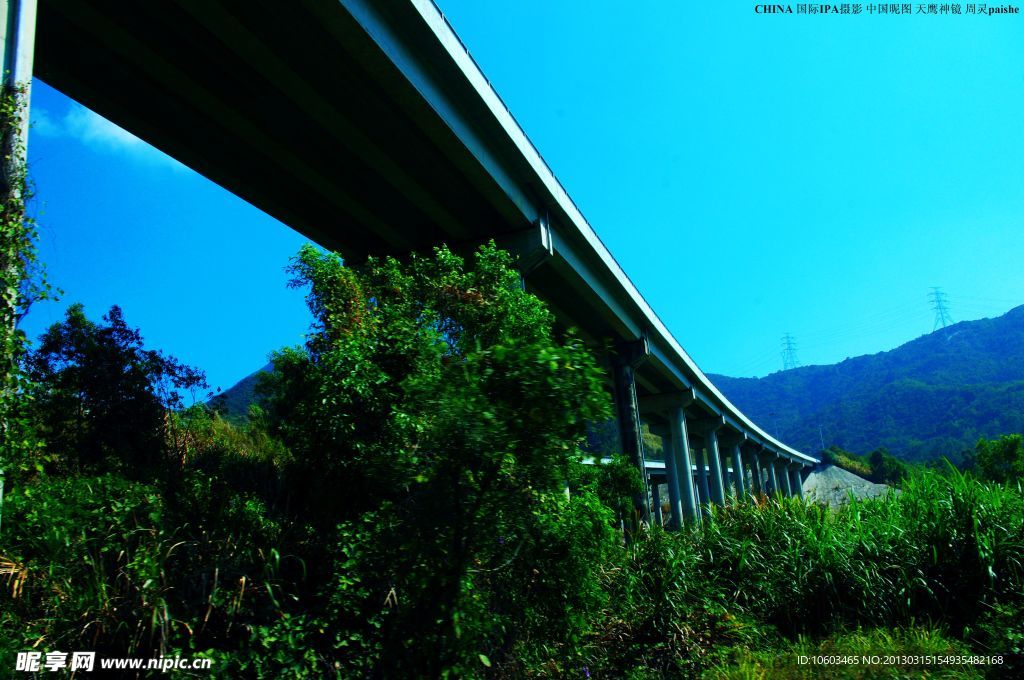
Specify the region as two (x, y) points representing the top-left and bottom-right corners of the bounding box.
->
(2, 0), (818, 528)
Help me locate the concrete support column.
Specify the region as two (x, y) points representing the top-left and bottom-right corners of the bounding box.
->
(638, 392), (702, 525)
(730, 443), (746, 498)
(668, 405), (698, 524)
(0, 0), (37, 453)
(789, 465), (805, 500)
(651, 425), (682, 529)
(745, 447), (762, 496)
(705, 429), (726, 506)
(0, 0), (37, 145)
(611, 339), (650, 527)
(762, 452), (779, 495)
(719, 454), (732, 500)
(651, 481), (663, 526)
(694, 444), (711, 513)
(777, 459), (793, 497)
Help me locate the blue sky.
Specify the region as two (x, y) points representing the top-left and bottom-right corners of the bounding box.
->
(21, 3), (1024, 393)
(24, 81), (310, 397)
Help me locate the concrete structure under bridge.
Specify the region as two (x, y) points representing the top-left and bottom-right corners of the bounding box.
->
(1, 0), (817, 527)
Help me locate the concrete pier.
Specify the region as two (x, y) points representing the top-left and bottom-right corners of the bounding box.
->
(777, 458), (793, 497)
(650, 424), (682, 529)
(704, 426), (726, 506)
(612, 339), (651, 526)
(763, 451), (779, 496)
(651, 481), (663, 526)
(789, 464), (804, 500)
(669, 405), (699, 524)
(730, 442), (746, 498)
(746, 446), (763, 496)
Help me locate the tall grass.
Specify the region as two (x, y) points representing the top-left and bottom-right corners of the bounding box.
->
(3, 421), (1022, 677)
(692, 471), (1024, 635)
(0, 475), (177, 657)
(0, 411), (301, 669)
(707, 626), (984, 680)
(590, 470), (1024, 677)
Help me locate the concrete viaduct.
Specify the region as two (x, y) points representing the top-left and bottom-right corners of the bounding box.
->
(1, 0), (817, 527)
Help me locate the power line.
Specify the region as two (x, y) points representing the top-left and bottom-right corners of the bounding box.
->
(781, 333), (800, 370)
(930, 287), (954, 331)
(799, 300), (923, 342)
(722, 291), (1018, 377)
(731, 349), (786, 376)
(956, 295), (1021, 305)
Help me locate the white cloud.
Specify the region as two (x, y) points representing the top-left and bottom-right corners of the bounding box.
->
(64, 105), (146, 151)
(31, 103), (184, 170)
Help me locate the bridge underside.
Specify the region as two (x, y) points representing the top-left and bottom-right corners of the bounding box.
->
(18, 0), (817, 526)
(36, 0), (527, 257)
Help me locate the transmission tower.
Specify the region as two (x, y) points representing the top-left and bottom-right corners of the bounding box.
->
(930, 287), (953, 331)
(781, 333), (800, 370)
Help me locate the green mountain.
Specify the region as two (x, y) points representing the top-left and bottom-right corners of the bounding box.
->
(208, 362), (273, 422)
(215, 307), (1024, 463)
(709, 305), (1024, 462)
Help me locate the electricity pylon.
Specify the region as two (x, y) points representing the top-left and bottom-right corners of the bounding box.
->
(930, 287), (953, 331)
(781, 333), (800, 370)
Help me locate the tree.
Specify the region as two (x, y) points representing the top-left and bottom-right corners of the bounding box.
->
(260, 242), (617, 675)
(867, 446), (909, 485)
(26, 303), (206, 473)
(974, 434), (1024, 484)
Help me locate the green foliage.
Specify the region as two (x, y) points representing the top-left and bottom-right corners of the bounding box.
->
(0, 241), (626, 677)
(1, 87), (34, 420)
(641, 423), (663, 459)
(822, 445), (873, 478)
(0, 430), (323, 675)
(575, 452), (643, 528)
(866, 447), (909, 485)
(23, 304), (206, 476)
(4, 229), (1024, 677)
(0, 475), (173, 658)
(823, 445), (910, 486)
(170, 403), (292, 473)
(259, 242), (615, 676)
(0, 83), (57, 497)
(974, 434), (1024, 484)
(592, 525), (768, 676)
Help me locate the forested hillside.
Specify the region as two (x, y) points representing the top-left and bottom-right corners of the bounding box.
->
(710, 305), (1024, 462)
